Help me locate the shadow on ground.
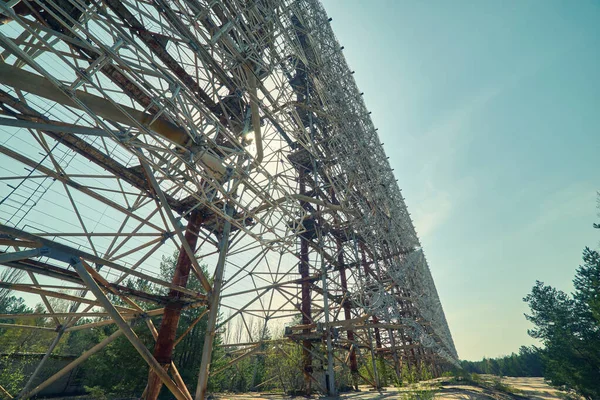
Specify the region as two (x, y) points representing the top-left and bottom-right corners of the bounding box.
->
(212, 376), (576, 400)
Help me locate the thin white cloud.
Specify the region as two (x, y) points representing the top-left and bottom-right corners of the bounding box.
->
(411, 182), (453, 238)
(409, 85), (503, 239)
(410, 52), (558, 239)
(515, 182), (598, 241)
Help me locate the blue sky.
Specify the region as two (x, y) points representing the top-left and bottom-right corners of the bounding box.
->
(322, 0), (600, 360)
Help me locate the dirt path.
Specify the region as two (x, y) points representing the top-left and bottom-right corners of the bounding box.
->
(502, 377), (569, 399)
(212, 376), (572, 400)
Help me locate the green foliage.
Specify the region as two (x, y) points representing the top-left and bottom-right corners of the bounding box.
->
(490, 376), (517, 394)
(401, 389), (436, 400)
(418, 363), (432, 381)
(574, 247), (600, 327)
(84, 385), (109, 400)
(0, 268), (31, 338)
(0, 354), (28, 396)
(523, 246), (600, 400)
(401, 364), (418, 385)
(0, 292), (75, 396)
(444, 367), (474, 383)
(0, 252), (218, 399)
(460, 345), (543, 377)
(79, 323), (153, 397)
(265, 341), (304, 393)
(75, 252), (215, 398)
(160, 253), (215, 393)
(211, 320), (290, 394)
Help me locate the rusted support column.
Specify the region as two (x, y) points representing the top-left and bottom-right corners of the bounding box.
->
(359, 243), (376, 280)
(145, 210), (204, 400)
(372, 317), (383, 350)
(426, 348), (439, 378)
(71, 260), (189, 400)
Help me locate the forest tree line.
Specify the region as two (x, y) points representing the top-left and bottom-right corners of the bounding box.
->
(460, 346), (543, 377)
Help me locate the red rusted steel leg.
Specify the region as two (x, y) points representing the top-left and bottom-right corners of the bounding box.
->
(146, 210), (203, 400)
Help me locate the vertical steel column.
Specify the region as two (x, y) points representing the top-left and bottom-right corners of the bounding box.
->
(366, 325), (381, 390)
(410, 344), (418, 375)
(195, 205), (232, 400)
(372, 316), (383, 349)
(337, 238), (359, 389)
(251, 319), (269, 389)
(320, 241), (336, 396)
(435, 353), (441, 376)
(421, 346), (428, 378)
(359, 245), (380, 389)
(403, 331), (414, 373)
(298, 170), (312, 394)
(145, 210), (204, 400)
(426, 348), (438, 378)
(387, 328), (402, 384)
(372, 315), (385, 384)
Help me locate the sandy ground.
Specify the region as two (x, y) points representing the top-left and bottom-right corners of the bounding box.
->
(502, 377), (568, 399)
(212, 376), (573, 400)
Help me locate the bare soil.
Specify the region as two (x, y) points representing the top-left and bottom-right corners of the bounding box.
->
(212, 376), (575, 400)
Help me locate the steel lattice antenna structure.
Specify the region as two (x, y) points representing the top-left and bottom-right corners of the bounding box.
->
(0, 0), (458, 398)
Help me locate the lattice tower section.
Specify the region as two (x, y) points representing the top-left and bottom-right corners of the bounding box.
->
(0, 0), (458, 398)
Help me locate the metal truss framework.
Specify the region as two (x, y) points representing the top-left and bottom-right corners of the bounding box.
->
(0, 0), (458, 398)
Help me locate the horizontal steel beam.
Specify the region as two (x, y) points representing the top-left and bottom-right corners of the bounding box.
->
(0, 116), (115, 136)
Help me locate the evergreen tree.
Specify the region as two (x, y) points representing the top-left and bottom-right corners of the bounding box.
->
(523, 247), (600, 399)
(460, 348), (543, 378)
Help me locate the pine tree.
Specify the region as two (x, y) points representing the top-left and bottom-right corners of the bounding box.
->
(524, 248), (600, 399)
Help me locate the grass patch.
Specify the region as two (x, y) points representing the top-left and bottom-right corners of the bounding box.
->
(400, 389), (436, 400)
(444, 370), (523, 396)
